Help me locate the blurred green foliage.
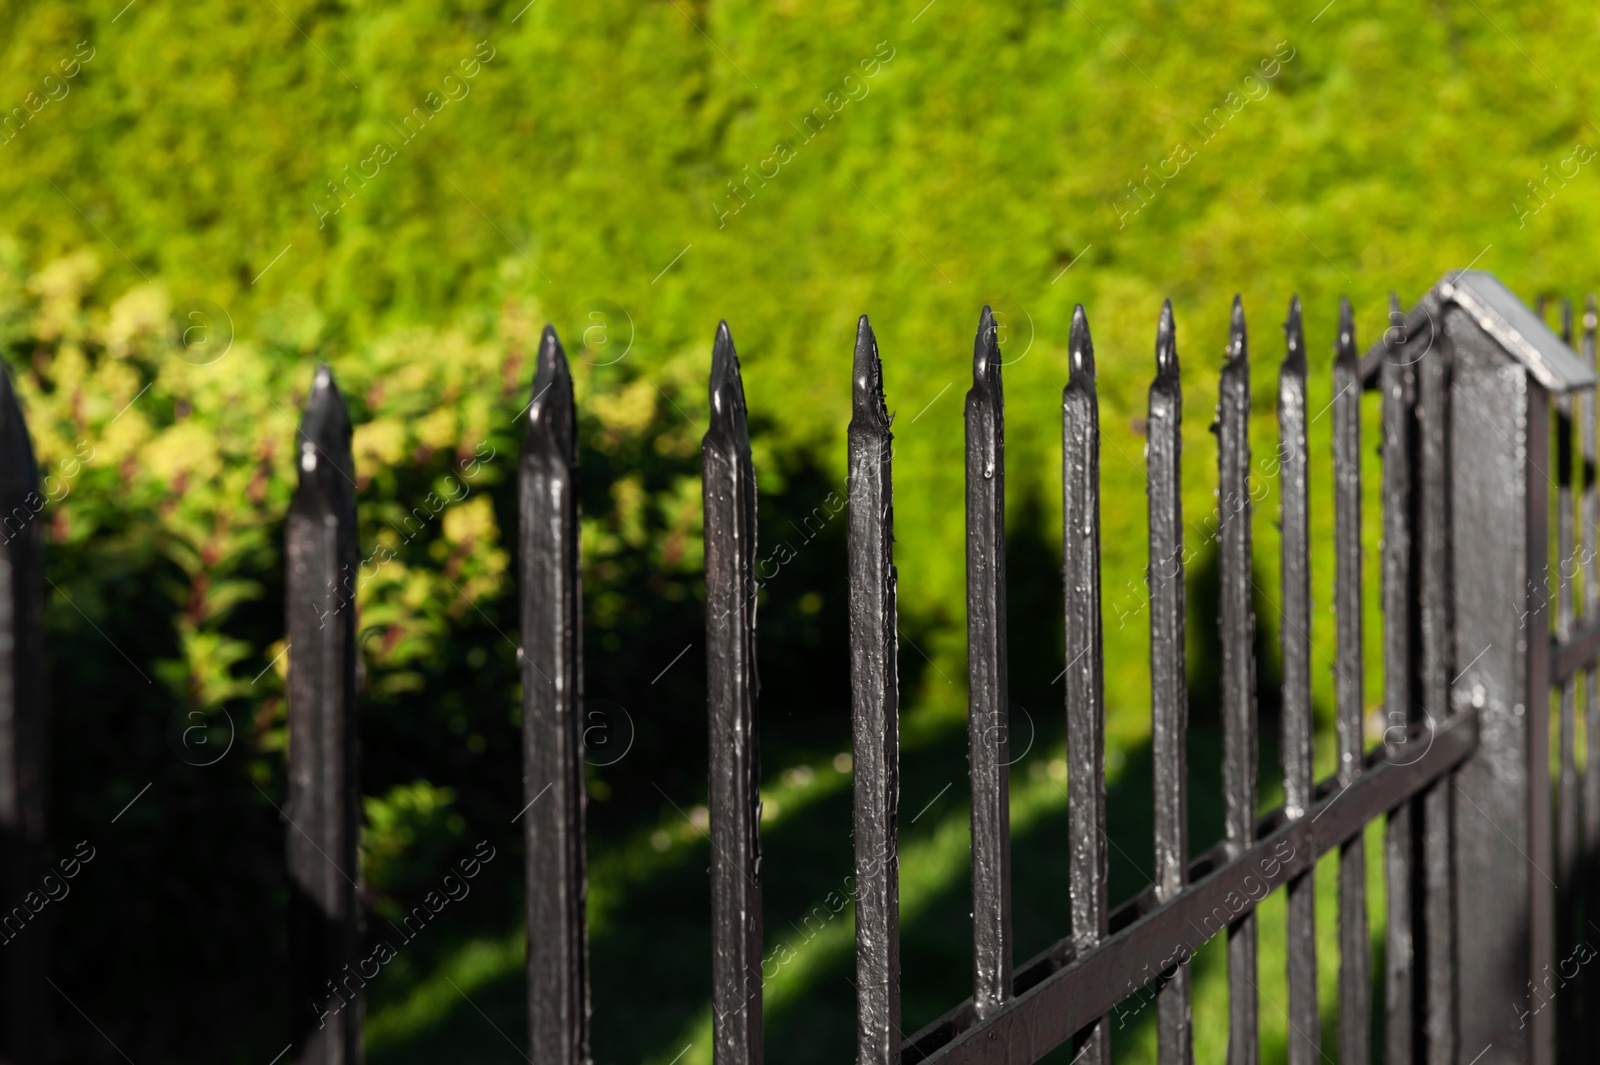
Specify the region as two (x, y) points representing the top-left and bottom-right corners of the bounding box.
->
(1, 0), (1596, 1060)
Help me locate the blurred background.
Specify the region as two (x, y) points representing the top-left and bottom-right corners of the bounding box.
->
(0, 0), (1594, 1061)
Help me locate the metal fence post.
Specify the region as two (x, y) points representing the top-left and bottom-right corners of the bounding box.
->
(520, 328), (590, 1065)
(286, 366), (362, 1065)
(0, 365), (48, 1063)
(1446, 307), (1554, 1065)
(703, 322), (763, 1065)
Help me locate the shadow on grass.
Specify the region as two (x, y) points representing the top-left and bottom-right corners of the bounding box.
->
(363, 478), (1307, 1065)
(363, 712), (1271, 1065)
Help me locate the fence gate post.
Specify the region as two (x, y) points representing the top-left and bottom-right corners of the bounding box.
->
(285, 366), (361, 1065)
(1447, 302), (1554, 1065)
(0, 367), (47, 1062)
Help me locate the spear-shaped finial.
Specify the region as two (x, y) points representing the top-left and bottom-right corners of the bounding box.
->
(852, 315), (890, 432)
(1069, 305), (1095, 384)
(525, 326), (575, 468)
(1227, 295), (1247, 366)
(1155, 299), (1178, 378)
(297, 365), (354, 484)
(1283, 295), (1306, 376)
(0, 361), (21, 434)
(1386, 292), (1404, 351)
(1213, 298), (1249, 443)
(974, 306), (1001, 390)
(968, 307), (1004, 484)
(1335, 296), (1356, 368)
(709, 320), (749, 447)
(0, 362), (37, 497)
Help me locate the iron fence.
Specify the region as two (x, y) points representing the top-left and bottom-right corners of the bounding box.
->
(0, 270), (1596, 1065)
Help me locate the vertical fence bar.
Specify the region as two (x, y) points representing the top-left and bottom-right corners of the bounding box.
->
(1063, 306), (1108, 1065)
(521, 328), (589, 1065)
(1528, 378), (1557, 1065)
(286, 366), (361, 1065)
(1556, 301), (1581, 1065)
(0, 365), (47, 1064)
(1148, 300), (1193, 1065)
(848, 316), (901, 1065)
(1216, 297), (1259, 1065)
(967, 306), (1012, 1020)
(1583, 295), (1600, 1052)
(1381, 294), (1419, 1065)
(1277, 297), (1319, 1065)
(1332, 299), (1370, 1065)
(1417, 292), (1456, 1065)
(704, 321), (763, 1065)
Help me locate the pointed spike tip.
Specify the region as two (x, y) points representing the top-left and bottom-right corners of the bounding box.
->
(1336, 296), (1357, 363)
(1384, 292), (1405, 352)
(852, 315), (888, 427)
(1228, 296), (1247, 363)
(530, 326), (569, 408)
(1283, 295), (1306, 372)
(305, 363), (341, 417)
(709, 319), (746, 432)
(1068, 304), (1094, 381)
(532, 325), (566, 391)
(1155, 300), (1178, 375)
(855, 313), (873, 349)
(0, 361), (28, 468)
(525, 326), (575, 464)
(298, 364), (351, 477)
(973, 305), (1000, 382)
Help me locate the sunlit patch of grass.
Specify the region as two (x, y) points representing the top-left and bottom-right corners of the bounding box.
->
(367, 931), (523, 1053)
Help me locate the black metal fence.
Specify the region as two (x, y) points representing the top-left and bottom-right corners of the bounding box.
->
(1, 270), (1597, 1065)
